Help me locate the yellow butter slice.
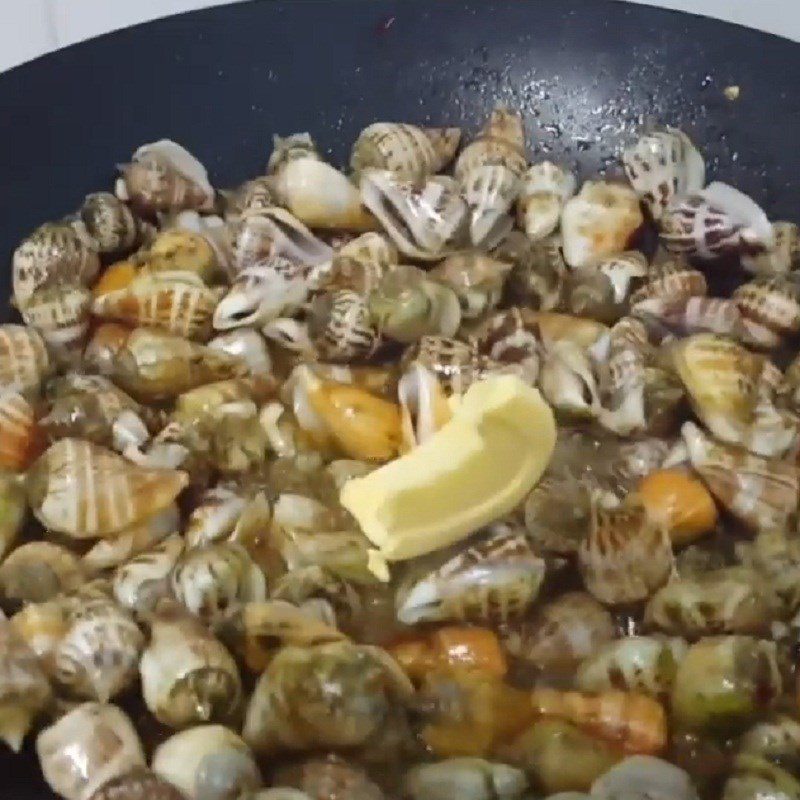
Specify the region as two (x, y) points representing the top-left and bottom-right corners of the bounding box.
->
(340, 375), (556, 572)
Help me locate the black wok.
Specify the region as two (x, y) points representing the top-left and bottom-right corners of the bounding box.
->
(2, 0), (800, 795)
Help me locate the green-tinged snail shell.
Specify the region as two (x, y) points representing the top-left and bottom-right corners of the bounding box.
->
(670, 636), (781, 734)
(242, 640), (412, 755)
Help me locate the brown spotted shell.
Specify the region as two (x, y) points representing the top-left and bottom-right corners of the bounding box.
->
(524, 471), (593, 555)
(139, 603), (242, 728)
(742, 221), (800, 275)
(502, 591), (616, 671)
(561, 181), (644, 268)
(116, 140), (215, 215)
(337, 231), (398, 270)
(396, 526), (545, 624)
(113, 534), (184, 615)
(40, 373), (156, 451)
(781, 351), (800, 411)
(36, 703), (146, 800)
(629, 259), (707, 307)
(350, 123), (461, 180)
(26, 438), (188, 539)
(12, 222), (100, 309)
(661, 182), (774, 259)
(0, 542), (83, 604)
(274, 756), (384, 800)
(78, 193), (142, 256)
(405, 335), (522, 395)
(20, 283), (92, 364)
(622, 128), (705, 220)
(309, 290), (378, 362)
(733, 276), (800, 338)
(0, 389), (42, 471)
(670, 334), (760, 436)
(0, 610), (52, 752)
(682, 421), (799, 533)
(359, 171), (468, 261)
(53, 597), (144, 701)
(596, 317), (649, 435)
(578, 500), (674, 606)
(267, 132), (320, 174)
(644, 567), (771, 638)
(517, 161), (577, 241)
(0, 324), (52, 396)
(633, 296), (747, 342)
(454, 106), (527, 181)
(93, 271), (222, 341)
(472, 307), (541, 382)
(85, 327), (249, 403)
(225, 176), (277, 220)
(170, 542), (267, 625)
(320, 232), (398, 295)
(86, 769), (186, 800)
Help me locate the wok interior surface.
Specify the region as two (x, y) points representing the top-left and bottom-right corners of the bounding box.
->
(3, 1), (800, 798)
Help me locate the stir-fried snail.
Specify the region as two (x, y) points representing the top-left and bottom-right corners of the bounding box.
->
(139, 603), (242, 729)
(36, 703), (146, 800)
(52, 595), (144, 701)
(152, 725), (262, 800)
(4, 107), (800, 800)
(0, 610), (52, 751)
(243, 641), (413, 754)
